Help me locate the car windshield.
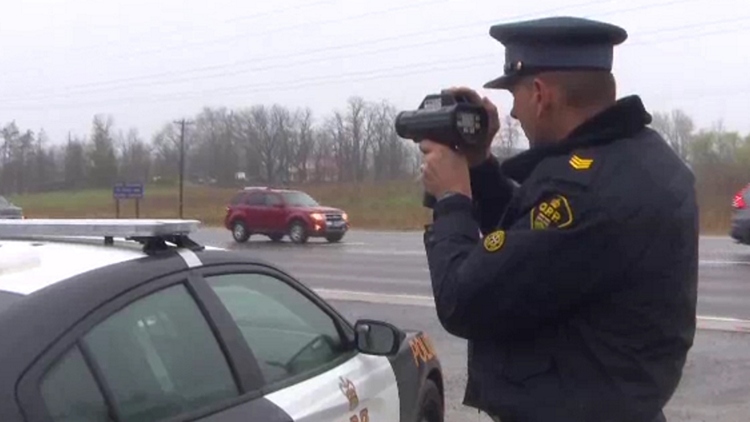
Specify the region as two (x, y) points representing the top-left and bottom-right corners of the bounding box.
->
(282, 192), (319, 207)
(0, 196), (10, 207)
(0, 291), (23, 313)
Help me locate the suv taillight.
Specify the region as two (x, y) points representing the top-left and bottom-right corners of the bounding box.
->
(733, 185), (749, 209)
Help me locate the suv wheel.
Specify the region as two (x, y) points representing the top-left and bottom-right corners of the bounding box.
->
(325, 233), (344, 243)
(288, 220), (309, 244)
(416, 379), (443, 422)
(232, 221), (250, 243)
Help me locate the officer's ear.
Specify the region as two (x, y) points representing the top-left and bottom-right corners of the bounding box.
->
(530, 76), (555, 118)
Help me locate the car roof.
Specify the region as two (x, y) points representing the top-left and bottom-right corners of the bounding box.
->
(0, 219), (229, 298)
(0, 238), (146, 296)
(240, 187), (302, 193)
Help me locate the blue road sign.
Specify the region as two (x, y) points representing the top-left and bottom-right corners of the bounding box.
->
(113, 182), (144, 199)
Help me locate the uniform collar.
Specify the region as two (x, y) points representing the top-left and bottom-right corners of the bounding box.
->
(500, 95), (652, 183)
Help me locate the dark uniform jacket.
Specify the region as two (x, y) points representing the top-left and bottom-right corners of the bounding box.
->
(423, 96), (699, 422)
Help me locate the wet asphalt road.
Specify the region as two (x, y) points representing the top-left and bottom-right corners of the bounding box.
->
(192, 228), (750, 422)
(193, 228), (750, 320)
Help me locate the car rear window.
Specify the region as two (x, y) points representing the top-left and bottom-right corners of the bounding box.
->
(0, 291), (24, 313)
(230, 192), (247, 205)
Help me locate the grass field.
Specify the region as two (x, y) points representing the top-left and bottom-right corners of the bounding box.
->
(8, 181), (433, 230)
(8, 181), (733, 234)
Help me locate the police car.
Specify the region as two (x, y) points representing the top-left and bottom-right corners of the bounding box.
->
(0, 219), (444, 422)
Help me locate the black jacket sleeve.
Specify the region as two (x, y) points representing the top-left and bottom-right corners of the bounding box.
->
(469, 155), (517, 235)
(423, 178), (618, 341)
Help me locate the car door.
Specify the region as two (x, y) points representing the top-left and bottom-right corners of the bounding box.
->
(264, 192), (287, 232)
(19, 271), (294, 422)
(196, 266), (402, 422)
(245, 192), (269, 232)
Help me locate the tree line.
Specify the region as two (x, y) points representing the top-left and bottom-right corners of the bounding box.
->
(0, 96), (523, 195)
(1, 98), (748, 211)
(650, 110), (750, 225)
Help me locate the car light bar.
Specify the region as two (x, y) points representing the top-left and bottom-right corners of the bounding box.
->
(0, 219), (200, 239)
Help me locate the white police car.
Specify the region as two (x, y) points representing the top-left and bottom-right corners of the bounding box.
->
(0, 219), (444, 422)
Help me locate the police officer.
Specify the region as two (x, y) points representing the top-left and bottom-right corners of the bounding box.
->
(419, 16), (698, 422)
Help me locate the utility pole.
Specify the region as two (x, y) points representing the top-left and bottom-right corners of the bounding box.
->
(173, 119), (193, 219)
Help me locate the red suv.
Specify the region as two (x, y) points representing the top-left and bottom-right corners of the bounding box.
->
(224, 187), (349, 244)
(731, 183), (750, 245)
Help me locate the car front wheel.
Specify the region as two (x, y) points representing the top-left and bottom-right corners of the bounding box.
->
(288, 220), (309, 244)
(232, 221), (250, 243)
(416, 379), (443, 422)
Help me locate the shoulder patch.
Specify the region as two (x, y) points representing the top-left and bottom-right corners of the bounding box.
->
(483, 230), (506, 252)
(531, 150), (600, 188)
(530, 193), (573, 229)
(569, 154), (593, 170)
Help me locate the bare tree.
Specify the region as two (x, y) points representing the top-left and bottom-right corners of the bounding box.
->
(151, 123), (181, 182)
(89, 115), (118, 188)
(491, 114), (521, 160)
(248, 105), (279, 184)
(291, 107), (315, 183)
(651, 109), (694, 162)
(118, 128), (152, 183)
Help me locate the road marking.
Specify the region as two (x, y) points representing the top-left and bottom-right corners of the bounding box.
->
(315, 288), (435, 307)
(302, 274), (425, 285)
(333, 250), (750, 264)
(698, 260), (750, 266)
(314, 289), (750, 333)
(343, 249), (426, 256)
(696, 316), (750, 333)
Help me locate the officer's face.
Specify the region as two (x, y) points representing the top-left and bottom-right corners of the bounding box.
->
(509, 76), (558, 148)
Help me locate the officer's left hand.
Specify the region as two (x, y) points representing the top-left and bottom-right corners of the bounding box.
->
(419, 139), (471, 200)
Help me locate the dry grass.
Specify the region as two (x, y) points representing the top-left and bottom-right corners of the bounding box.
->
(9, 181), (432, 230)
(698, 197), (734, 236)
(8, 181), (732, 234)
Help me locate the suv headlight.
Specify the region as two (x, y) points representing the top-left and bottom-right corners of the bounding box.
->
(311, 213), (325, 221)
(342, 213), (348, 221)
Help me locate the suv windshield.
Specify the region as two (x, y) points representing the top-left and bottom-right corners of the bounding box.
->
(0, 196), (10, 207)
(281, 192), (319, 207)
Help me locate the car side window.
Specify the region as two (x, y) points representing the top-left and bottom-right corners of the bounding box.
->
(246, 192), (265, 206)
(266, 193), (282, 206)
(205, 273), (350, 386)
(40, 346), (110, 422)
(39, 283), (239, 422)
(230, 192), (248, 205)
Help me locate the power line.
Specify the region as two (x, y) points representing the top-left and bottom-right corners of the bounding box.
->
(60, 0), (335, 55)
(0, 0), (609, 84)
(94, 0), (449, 60)
(3, 16), (750, 109)
(3, 0), (729, 103)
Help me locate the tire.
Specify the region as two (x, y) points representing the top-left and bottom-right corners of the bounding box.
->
(268, 233), (284, 242)
(325, 233), (344, 243)
(416, 379), (443, 422)
(232, 221), (250, 243)
(288, 220), (309, 244)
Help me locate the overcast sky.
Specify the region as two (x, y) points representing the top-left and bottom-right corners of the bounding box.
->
(2, 0), (749, 145)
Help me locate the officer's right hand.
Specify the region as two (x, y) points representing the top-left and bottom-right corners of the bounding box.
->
(443, 86), (500, 168)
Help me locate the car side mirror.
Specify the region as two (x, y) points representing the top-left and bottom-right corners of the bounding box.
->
(353, 319), (405, 356)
